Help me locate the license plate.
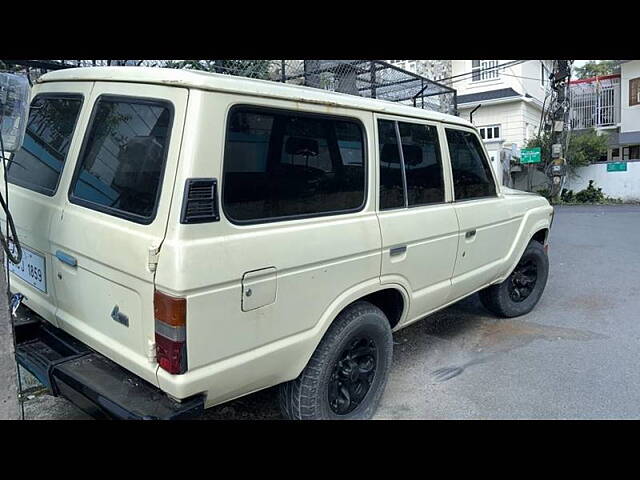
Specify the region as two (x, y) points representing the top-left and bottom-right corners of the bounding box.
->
(5, 242), (47, 293)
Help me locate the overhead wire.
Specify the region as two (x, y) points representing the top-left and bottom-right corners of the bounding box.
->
(437, 60), (525, 83)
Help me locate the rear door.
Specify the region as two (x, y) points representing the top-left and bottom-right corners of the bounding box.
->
(48, 82), (188, 382)
(375, 116), (459, 325)
(2, 82), (92, 326)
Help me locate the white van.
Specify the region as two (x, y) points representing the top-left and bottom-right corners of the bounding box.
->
(5, 67), (553, 420)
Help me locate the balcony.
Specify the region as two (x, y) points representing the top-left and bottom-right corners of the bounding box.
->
(569, 74), (621, 130)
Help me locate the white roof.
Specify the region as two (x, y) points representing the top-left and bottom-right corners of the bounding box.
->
(38, 67), (471, 128)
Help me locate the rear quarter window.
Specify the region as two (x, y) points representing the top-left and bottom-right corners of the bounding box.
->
(7, 95), (83, 196)
(69, 96), (173, 224)
(222, 106), (366, 224)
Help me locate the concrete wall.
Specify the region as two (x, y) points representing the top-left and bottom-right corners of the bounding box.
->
(565, 162), (640, 201)
(621, 61), (640, 134)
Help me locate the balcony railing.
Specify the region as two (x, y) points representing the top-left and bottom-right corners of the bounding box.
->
(569, 75), (621, 130)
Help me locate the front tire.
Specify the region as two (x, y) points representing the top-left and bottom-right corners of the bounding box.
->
(479, 240), (549, 318)
(279, 301), (393, 420)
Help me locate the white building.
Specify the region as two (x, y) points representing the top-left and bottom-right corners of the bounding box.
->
(451, 60), (554, 185)
(387, 60), (451, 82)
(565, 60), (640, 201)
(618, 60), (640, 161)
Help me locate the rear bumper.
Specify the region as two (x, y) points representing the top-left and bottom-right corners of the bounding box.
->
(14, 307), (204, 420)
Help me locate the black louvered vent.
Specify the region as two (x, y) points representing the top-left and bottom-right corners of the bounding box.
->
(180, 178), (219, 224)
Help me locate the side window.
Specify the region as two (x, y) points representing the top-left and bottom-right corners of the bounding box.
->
(8, 95), (83, 196)
(378, 119), (404, 210)
(398, 122), (444, 206)
(70, 97), (173, 223)
(222, 108), (366, 223)
(445, 128), (496, 201)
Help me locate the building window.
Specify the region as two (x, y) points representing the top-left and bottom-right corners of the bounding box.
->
(472, 60), (499, 82)
(630, 78), (640, 106)
(478, 125), (501, 140)
(622, 145), (640, 160)
(222, 107), (366, 223)
(611, 148), (620, 161)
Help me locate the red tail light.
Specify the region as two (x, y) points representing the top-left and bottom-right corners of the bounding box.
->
(154, 290), (187, 374)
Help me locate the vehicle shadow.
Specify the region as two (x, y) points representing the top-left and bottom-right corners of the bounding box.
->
(198, 294), (489, 420)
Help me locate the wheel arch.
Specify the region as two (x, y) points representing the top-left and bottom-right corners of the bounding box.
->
(282, 281), (409, 382)
(531, 227), (549, 246)
(496, 211), (552, 284)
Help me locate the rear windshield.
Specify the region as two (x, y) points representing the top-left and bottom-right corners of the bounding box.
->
(69, 96), (173, 224)
(7, 95), (83, 196)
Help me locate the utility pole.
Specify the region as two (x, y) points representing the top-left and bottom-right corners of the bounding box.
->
(543, 60), (573, 200)
(0, 71), (29, 420)
(0, 255), (19, 419)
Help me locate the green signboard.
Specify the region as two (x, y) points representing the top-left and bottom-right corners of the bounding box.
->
(607, 162), (627, 172)
(521, 147), (541, 164)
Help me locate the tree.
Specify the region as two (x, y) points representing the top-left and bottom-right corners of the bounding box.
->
(574, 60), (620, 79)
(524, 128), (609, 174)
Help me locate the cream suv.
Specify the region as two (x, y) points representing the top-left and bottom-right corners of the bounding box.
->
(5, 67), (553, 420)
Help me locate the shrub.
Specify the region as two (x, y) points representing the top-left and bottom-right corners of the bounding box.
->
(524, 128), (609, 170)
(574, 180), (605, 203)
(561, 188), (575, 203)
(536, 188), (551, 199)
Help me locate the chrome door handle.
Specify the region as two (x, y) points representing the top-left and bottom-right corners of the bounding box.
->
(55, 250), (77, 267)
(390, 245), (407, 256)
(465, 229), (477, 239)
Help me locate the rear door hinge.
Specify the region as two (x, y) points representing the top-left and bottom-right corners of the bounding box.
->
(148, 244), (161, 273)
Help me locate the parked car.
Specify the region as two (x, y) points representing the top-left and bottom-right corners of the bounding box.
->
(3, 67), (553, 420)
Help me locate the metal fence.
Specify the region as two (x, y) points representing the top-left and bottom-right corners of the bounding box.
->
(569, 75), (621, 130)
(1, 59), (457, 115)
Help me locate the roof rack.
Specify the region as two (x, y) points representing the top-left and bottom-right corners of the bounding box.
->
(2, 59), (457, 116)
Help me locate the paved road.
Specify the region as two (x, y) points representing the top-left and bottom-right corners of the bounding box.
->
(10, 205), (640, 420)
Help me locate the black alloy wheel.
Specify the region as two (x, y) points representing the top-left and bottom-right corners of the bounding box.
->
(328, 336), (377, 415)
(507, 258), (538, 303)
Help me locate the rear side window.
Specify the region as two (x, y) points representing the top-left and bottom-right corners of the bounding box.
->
(378, 119), (404, 210)
(445, 128), (496, 201)
(8, 95), (83, 196)
(378, 119), (444, 210)
(398, 122), (444, 206)
(223, 107), (366, 223)
(69, 97), (173, 223)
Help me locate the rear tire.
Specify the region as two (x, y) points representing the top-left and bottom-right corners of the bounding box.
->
(279, 301), (393, 420)
(479, 240), (549, 318)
